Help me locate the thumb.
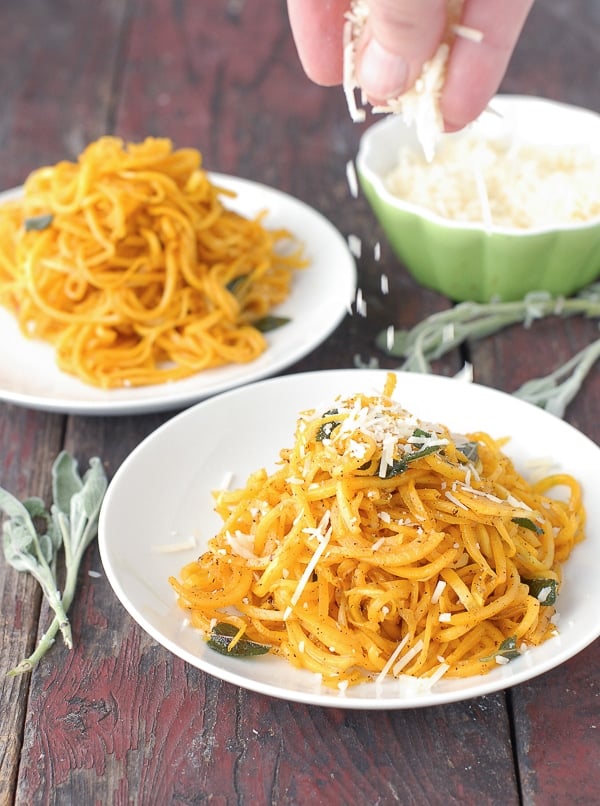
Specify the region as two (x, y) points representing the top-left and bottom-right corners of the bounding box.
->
(355, 0), (447, 103)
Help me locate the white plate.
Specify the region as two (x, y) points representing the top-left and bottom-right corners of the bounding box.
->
(0, 177), (355, 415)
(99, 369), (600, 709)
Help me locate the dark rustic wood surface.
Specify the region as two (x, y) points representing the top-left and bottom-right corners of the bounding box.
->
(0, 1), (599, 803)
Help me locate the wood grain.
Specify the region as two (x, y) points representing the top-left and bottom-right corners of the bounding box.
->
(0, 406), (65, 799)
(1, 0), (598, 802)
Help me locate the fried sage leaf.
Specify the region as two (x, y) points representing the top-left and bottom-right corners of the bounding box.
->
(481, 635), (521, 663)
(207, 622), (271, 657)
(316, 409), (341, 442)
(512, 517), (544, 535)
(253, 315), (291, 333)
(24, 213), (54, 231)
(383, 443), (441, 478)
(524, 577), (557, 606)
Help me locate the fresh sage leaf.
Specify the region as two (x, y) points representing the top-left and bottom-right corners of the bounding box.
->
(0, 486), (72, 648)
(376, 284), (600, 417)
(52, 451), (84, 515)
(1, 452), (107, 675)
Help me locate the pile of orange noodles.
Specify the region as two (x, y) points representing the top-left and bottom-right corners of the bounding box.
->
(0, 137), (306, 388)
(170, 373), (585, 690)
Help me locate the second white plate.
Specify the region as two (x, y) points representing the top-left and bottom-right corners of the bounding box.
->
(0, 176), (356, 415)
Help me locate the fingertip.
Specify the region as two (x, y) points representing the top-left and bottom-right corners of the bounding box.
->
(441, 93), (492, 132)
(439, 46), (506, 130)
(287, 0), (347, 86)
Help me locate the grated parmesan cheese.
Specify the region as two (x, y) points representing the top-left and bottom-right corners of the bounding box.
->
(346, 159), (359, 198)
(354, 286), (367, 317)
(152, 535), (197, 554)
(392, 638), (424, 676)
(344, 0), (472, 160)
(375, 634), (410, 685)
(431, 579), (447, 604)
(348, 233), (362, 258)
(385, 127), (600, 229)
(284, 511), (332, 620)
(385, 324), (395, 352)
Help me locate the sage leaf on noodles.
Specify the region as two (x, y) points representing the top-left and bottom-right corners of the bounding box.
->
(512, 517), (543, 535)
(481, 635), (521, 663)
(0, 490), (72, 649)
(1, 451), (107, 675)
(316, 409), (341, 441)
(376, 284), (600, 417)
(253, 315), (291, 333)
(207, 622), (270, 657)
(24, 213), (53, 231)
(524, 577), (557, 606)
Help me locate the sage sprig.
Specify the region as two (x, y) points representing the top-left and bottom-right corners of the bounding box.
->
(377, 284), (600, 417)
(0, 451), (107, 675)
(0, 491), (72, 648)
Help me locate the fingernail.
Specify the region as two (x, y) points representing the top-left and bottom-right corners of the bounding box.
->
(357, 38), (408, 100)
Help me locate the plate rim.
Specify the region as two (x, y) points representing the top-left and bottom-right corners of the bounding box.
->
(98, 368), (600, 709)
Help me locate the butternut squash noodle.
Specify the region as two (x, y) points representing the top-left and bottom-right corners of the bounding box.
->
(170, 373), (585, 690)
(0, 137), (306, 388)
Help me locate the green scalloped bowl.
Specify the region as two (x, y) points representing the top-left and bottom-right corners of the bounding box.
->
(356, 95), (600, 302)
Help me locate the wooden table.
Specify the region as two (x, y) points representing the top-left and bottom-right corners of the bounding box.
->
(1, 1), (599, 803)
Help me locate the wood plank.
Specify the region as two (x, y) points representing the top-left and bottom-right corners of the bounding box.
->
(511, 642), (600, 805)
(472, 320), (600, 803)
(0, 0), (131, 801)
(503, 0), (600, 110)
(0, 0), (132, 186)
(0, 406), (64, 798)
(469, 2), (600, 801)
(14, 413), (171, 804)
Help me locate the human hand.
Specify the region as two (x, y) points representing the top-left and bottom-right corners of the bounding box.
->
(287, 0), (535, 131)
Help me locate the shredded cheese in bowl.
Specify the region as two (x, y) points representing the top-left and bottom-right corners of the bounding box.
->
(384, 128), (600, 230)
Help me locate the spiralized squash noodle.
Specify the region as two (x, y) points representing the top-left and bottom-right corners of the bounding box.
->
(170, 373), (585, 690)
(0, 137), (306, 388)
